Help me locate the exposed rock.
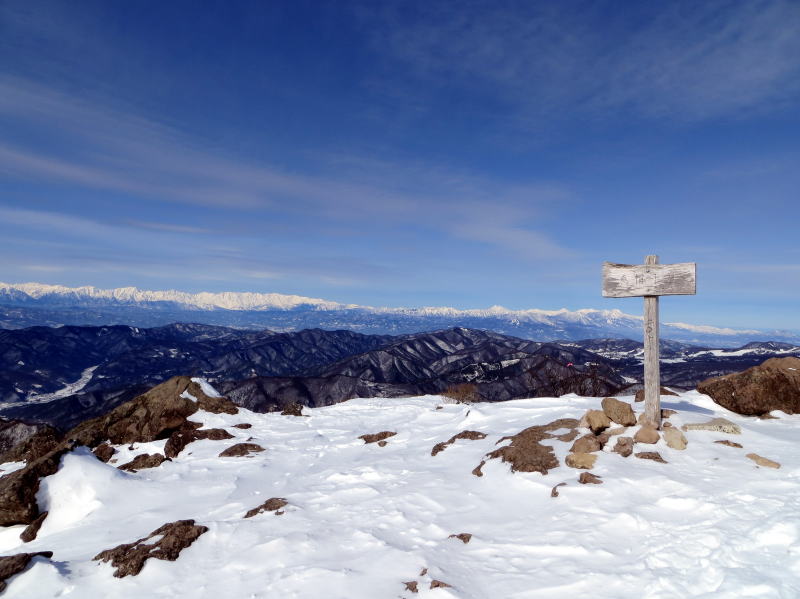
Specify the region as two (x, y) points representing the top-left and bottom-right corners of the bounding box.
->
(244, 497), (288, 518)
(663, 422), (673, 428)
(164, 422), (234, 458)
(565, 452), (597, 469)
(448, 533), (472, 544)
(634, 426), (660, 444)
(92, 442), (115, 463)
(570, 434), (602, 454)
(419, 568), (428, 577)
(118, 453), (168, 472)
(0, 446), (68, 526)
(551, 482), (567, 497)
(662, 428), (688, 450)
(473, 418), (578, 476)
(404, 580), (419, 593)
(68, 376), (238, 449)
(430, 580), (452, 589)
(601, 397), (636, 426)
(377, 440), (388, 447)
(582, 410), (611, 434)
(281, 402), (305, 417)
(613, 437), (634, 457)
(0, 420), (59, 458)
(635, 387), (679, 402)
(0, 427), (63, 465)
(0, 551), (54, 592)
(746, 453), (780, 469)
(93, 519), (208, 578)
(232, 423), (252, 429)
(431, 430), (487, 456)
(697, 357), (800, 415)
(359, 431), (397, 445)
(578, 472), (603, 484)
(19, 511), (47, 543)
(759, 413), (779, 420)
(714, 440), (743, 448)
(635, 451), (667, 463)
(219, 443), (265, 458)
(682, 418), (741, 435)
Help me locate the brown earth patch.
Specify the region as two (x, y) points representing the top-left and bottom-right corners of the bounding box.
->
(473, 418), (579, 476)
(359, 431), (397, 445)
(219, 443), (265, 457)
(431, 430), (487, 456)
(94, 519), (208, 577)
(244, 497), (288, 518)
(0, 551), (53, 592)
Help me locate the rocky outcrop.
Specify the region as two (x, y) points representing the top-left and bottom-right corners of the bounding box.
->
(0, 427), (63, 465)
(0, 445), (68, 526)
(0, 419), (57, 456)
(697, 357), (800, 416)
(431, 430), (487, 456)
(68, 376), (238, 449)
(0, 551), (53, 592)
(93, 519), (208, 577)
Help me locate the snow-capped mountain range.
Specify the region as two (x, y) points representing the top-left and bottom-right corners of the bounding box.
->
(1, 281), (798, 347)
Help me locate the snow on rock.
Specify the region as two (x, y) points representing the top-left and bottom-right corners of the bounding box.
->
(1, 390), (800, 597)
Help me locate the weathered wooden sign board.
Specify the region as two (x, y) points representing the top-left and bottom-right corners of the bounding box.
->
(602, 256), (696, 428)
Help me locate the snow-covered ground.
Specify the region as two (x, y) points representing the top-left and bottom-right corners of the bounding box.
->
(2, 388), (800, 598)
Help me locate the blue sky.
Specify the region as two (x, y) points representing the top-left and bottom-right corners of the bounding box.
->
(1, 0), (799, 329)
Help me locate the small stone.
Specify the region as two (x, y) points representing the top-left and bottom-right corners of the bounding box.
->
(578, 472), (603, 484)
(634, 426), (659, 444)
(430, 580), (452, 589)
(601, 398), (636, 426)
(662, 427), (687, 450)
(682, 418), (742, 435)
(570, 434), (602, 454)
(118, 453), (168, 472)
(613, 437), (633, 457)
(635, 387), (679, 402)
(565, 452), (597, 469)
(244, 497), (288, 518)
(635, 451), (667, 463)
(448, 533), (472, 544)
(663, 421), (673, 428)
(662, 409), (678, 418)
(746, 453), (780, 469)
(359, 431), (397, 444)
(404, 581), (419, 593)
(232, 423), (252, 429)
(19, 511), (47, 543)
(551, 482), (567, 497)
(584, 410), (611, 434)
(714, 440), (743, 448)
(377, 441), (388, 447)
(219, 443), (265, 457)
(281, 402), (304, 417)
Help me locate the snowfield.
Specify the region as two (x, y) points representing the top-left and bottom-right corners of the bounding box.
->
(2, 387), (800, 598)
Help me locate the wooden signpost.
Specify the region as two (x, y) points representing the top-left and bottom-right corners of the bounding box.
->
(602, 255), (696, 429)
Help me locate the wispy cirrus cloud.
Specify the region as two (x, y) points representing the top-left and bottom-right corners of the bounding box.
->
(359, 0), (800, 122)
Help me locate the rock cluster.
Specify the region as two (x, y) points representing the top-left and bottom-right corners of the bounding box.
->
(697, 357), (800, 415)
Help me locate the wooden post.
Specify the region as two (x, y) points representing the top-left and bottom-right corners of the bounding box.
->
(602, 256), (696, 431)
(643, 255), (660, 428)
